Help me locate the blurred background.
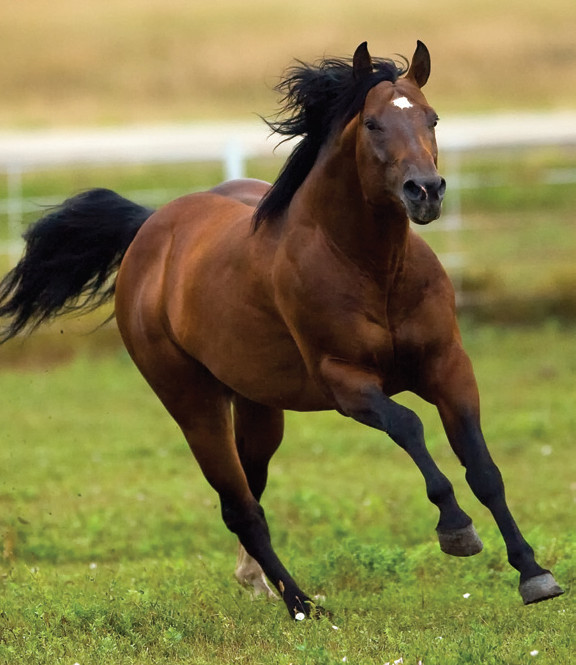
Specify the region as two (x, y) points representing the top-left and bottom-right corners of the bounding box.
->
(0, 0), (575, 357)
(2, 0), (576, 124)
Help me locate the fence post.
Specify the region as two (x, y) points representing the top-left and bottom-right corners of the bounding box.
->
(224, 139), (245, 181)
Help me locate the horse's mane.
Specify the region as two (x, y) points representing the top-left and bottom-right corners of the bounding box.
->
(253, 51), (408, 229)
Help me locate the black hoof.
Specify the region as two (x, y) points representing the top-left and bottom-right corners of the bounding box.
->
(437, 523), (483, 557)
(520, 572), (564, 605)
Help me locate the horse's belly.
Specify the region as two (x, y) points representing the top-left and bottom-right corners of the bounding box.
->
(194, 334), (329, 411)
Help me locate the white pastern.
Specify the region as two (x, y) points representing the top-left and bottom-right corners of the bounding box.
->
(392, 96), (413, 110)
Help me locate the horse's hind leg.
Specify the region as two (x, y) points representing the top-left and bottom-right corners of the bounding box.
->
(232, 395), (284, 599)
(123, 334), (313, 618)
(234, 544), (278, 598)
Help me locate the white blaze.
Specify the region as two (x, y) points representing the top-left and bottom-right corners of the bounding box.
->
(392, 96), (413, 109)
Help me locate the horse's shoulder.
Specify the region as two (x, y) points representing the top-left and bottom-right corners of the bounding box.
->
(405, 229), (451, 282)
(394, 230), (456, 315)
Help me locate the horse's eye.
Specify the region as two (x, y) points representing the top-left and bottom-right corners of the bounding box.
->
(364, 118), (380, 131)
(431, 116), (439, 128)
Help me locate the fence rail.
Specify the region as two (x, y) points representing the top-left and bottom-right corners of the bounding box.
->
(3, 112), (576, 170)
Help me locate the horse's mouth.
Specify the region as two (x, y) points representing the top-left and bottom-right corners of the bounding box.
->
(405, 201), (443, 225)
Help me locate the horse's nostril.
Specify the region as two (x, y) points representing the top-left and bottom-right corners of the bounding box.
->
(438, 177), (447, 198)
(403, 180), (426, 202)
(403, 177), (446, 202)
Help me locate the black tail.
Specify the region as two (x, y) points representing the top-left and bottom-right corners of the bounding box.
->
(0, 188), (154, 342)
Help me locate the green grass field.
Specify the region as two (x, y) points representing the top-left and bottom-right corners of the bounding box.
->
(0, 322), (574, 664)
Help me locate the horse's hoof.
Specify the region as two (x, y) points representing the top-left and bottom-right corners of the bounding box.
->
(437, 523), (483, 557)
(519, 572), (564, 605)
(291, 600), (332, 621)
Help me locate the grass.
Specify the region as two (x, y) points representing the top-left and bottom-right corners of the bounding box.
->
(0, 322), (574, 663)
(1, 0), (576, 127)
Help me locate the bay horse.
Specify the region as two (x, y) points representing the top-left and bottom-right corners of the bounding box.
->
(0, 42), (563, 619)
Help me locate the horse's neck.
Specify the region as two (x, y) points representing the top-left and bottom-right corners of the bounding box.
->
(291, 123), (410, 278)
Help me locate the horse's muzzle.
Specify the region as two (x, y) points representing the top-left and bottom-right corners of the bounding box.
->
(402, 175), (446, 225)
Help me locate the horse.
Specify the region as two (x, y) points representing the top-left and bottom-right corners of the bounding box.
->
(0, 41), (563, 619)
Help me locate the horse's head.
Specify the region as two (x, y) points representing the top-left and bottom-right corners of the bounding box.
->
(354, 41), (446, 225)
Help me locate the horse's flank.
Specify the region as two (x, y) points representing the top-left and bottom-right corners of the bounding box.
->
(116, 188), (328, 410)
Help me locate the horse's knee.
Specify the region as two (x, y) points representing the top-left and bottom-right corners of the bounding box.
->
(347, 390), (425, 447)
(386, 405), (425, 449)
(465, 463), (504, 507)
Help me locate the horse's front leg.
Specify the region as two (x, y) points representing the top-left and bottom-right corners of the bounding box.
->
(320, 357), (482, 556)
(430, 345), (564, 604)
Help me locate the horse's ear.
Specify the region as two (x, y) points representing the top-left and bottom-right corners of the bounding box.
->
(353, 42), (373, 80)
(405, 40), (431, 88)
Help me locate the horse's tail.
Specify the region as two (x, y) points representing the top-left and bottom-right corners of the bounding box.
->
(0, 188), (154, 343)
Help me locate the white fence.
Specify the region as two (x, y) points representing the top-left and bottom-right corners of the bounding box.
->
(1, 111), (576, 265)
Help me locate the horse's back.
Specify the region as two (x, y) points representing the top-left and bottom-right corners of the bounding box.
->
(210, 178), (271, 207)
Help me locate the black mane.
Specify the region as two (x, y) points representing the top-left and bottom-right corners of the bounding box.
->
(253, 51), (407, 229)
